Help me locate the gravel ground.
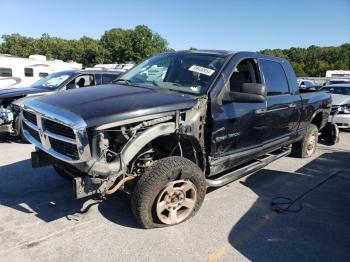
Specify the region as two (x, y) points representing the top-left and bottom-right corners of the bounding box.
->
(0, 130), (349, 262)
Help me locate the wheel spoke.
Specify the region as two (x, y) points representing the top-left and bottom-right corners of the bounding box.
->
(166, 186), (175, 196)
(156, 179), (198, 225)
(169, 210), (178, 224)
(156, 200), (167, 213)
(180, 182), (193, 193)
(182, 198), (195, 209)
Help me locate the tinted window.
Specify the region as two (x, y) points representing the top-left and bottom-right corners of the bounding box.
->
(102, 74), (118, 84)
(0, 68), (12, 77)
(24, 68), (34, 77)
(72, 74), (95, 88)
(39, 72), (48, 77)
(229, 59), (261, 92)
(95, 74), (102, 85)
(260, 60), (289, 96)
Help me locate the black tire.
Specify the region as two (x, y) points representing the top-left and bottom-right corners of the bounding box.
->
(291, 124), (318, 158)
(131, 156), (206, 229)
(53, 165), (74, 181)
(319, 123), (339, 144)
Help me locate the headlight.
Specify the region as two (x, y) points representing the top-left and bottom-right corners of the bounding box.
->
(339, 104), (350, 114)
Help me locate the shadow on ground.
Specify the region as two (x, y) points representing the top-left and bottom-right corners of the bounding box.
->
(228, 151), (350, 261)
(0, 132), (24, 144)
(0, 158), (138, 228)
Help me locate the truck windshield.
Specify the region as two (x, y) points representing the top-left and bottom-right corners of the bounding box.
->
(117, 53), (226, 95)
(31, 71), (76, 90)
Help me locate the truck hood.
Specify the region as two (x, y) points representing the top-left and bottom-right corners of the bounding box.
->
(0, 87), (52, 99)
(32, 84), (199, 128)
(331, 94), (350, 105)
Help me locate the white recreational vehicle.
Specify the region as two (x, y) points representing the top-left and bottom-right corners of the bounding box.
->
(325, 70), (350, 78)
(93, 62), (135, 73)
(0, 54), (82, 88)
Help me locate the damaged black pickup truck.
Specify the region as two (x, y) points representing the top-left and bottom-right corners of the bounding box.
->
(22, 50), (331, 228)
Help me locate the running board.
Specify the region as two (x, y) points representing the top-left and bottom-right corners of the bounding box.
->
(206, 148), (291, 187)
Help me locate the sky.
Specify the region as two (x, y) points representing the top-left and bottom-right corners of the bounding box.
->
(1, 0), (349, 51)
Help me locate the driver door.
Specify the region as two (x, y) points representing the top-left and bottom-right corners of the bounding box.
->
(210, 58), (266, 175)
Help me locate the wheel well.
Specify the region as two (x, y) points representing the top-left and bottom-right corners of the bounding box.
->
(150, 134), (205, 171)
(311, 112), (322, 130)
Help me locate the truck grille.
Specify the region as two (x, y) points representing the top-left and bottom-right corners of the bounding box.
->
(23, 121), (41, 142)
(23, 110), (37, 125)
(21, 108), (86, 162)
(44, 118), (75, 139)
(49, 137), (79, 160)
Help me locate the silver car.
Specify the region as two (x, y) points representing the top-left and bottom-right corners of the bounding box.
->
(322, 84), (350, 129)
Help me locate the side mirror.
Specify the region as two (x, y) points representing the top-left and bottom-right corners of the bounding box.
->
(66, 83), (77, 90)
(222, 83), (267, 103)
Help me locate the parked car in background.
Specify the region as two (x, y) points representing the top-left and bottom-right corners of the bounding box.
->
(297, 79), (315, 88)
(326, 78), (350, 85)
(0, 54), (82, 88)
(0, 69), (121, 136)
(321, 84), (350, 129)
(22, 50), (332, 228)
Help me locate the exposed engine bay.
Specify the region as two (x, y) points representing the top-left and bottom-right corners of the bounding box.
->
(44, 98), (208, 199)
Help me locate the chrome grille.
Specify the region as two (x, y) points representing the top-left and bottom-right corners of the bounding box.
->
(21, 104), (90, 163)
(23, 110), (37, 125)
(23, 121), (40, 142)
(49, 137), (79, 160)
(44, 118), (75, 139)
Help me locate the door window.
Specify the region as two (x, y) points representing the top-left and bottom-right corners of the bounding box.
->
(102, 74), (119, 84)
(72, 74), (95, 88)
(260, 60), (289, 96)
(0, 68), (12, 77)
(95, 74), (102, 85)
(229, 59), (261, 92)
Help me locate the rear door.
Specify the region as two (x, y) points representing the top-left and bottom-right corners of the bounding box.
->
(259, 59), (299, 146)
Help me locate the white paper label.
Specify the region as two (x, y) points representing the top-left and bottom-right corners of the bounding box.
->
(188, 65), (215, 76)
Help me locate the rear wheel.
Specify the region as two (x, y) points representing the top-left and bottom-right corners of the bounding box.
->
(131, 156), (206, 229)
(291, 124), (318, 158)
(319, 123), (339, 144)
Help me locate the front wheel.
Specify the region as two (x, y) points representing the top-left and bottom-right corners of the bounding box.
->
(131, 156), (206, 229)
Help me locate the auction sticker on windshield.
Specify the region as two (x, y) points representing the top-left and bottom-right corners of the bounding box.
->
(189, 65), (215, 76)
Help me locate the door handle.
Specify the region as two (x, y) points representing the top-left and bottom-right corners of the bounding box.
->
(255, 108), (267, 115)
(289, 103), (297, 108)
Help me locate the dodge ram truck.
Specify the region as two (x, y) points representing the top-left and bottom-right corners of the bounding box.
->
(22, 50), (331, 228)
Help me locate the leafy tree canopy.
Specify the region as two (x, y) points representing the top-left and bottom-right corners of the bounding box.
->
(0, 25), (170, 67)
(1, 27), (349, 77)
(260, 44), (350, 77)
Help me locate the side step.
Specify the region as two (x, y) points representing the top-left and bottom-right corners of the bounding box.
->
(206, 148), (291, 187)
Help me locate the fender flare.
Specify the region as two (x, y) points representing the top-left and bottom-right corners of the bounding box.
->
(121, 122), (176, 167)
(310, 109), (324, 129)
